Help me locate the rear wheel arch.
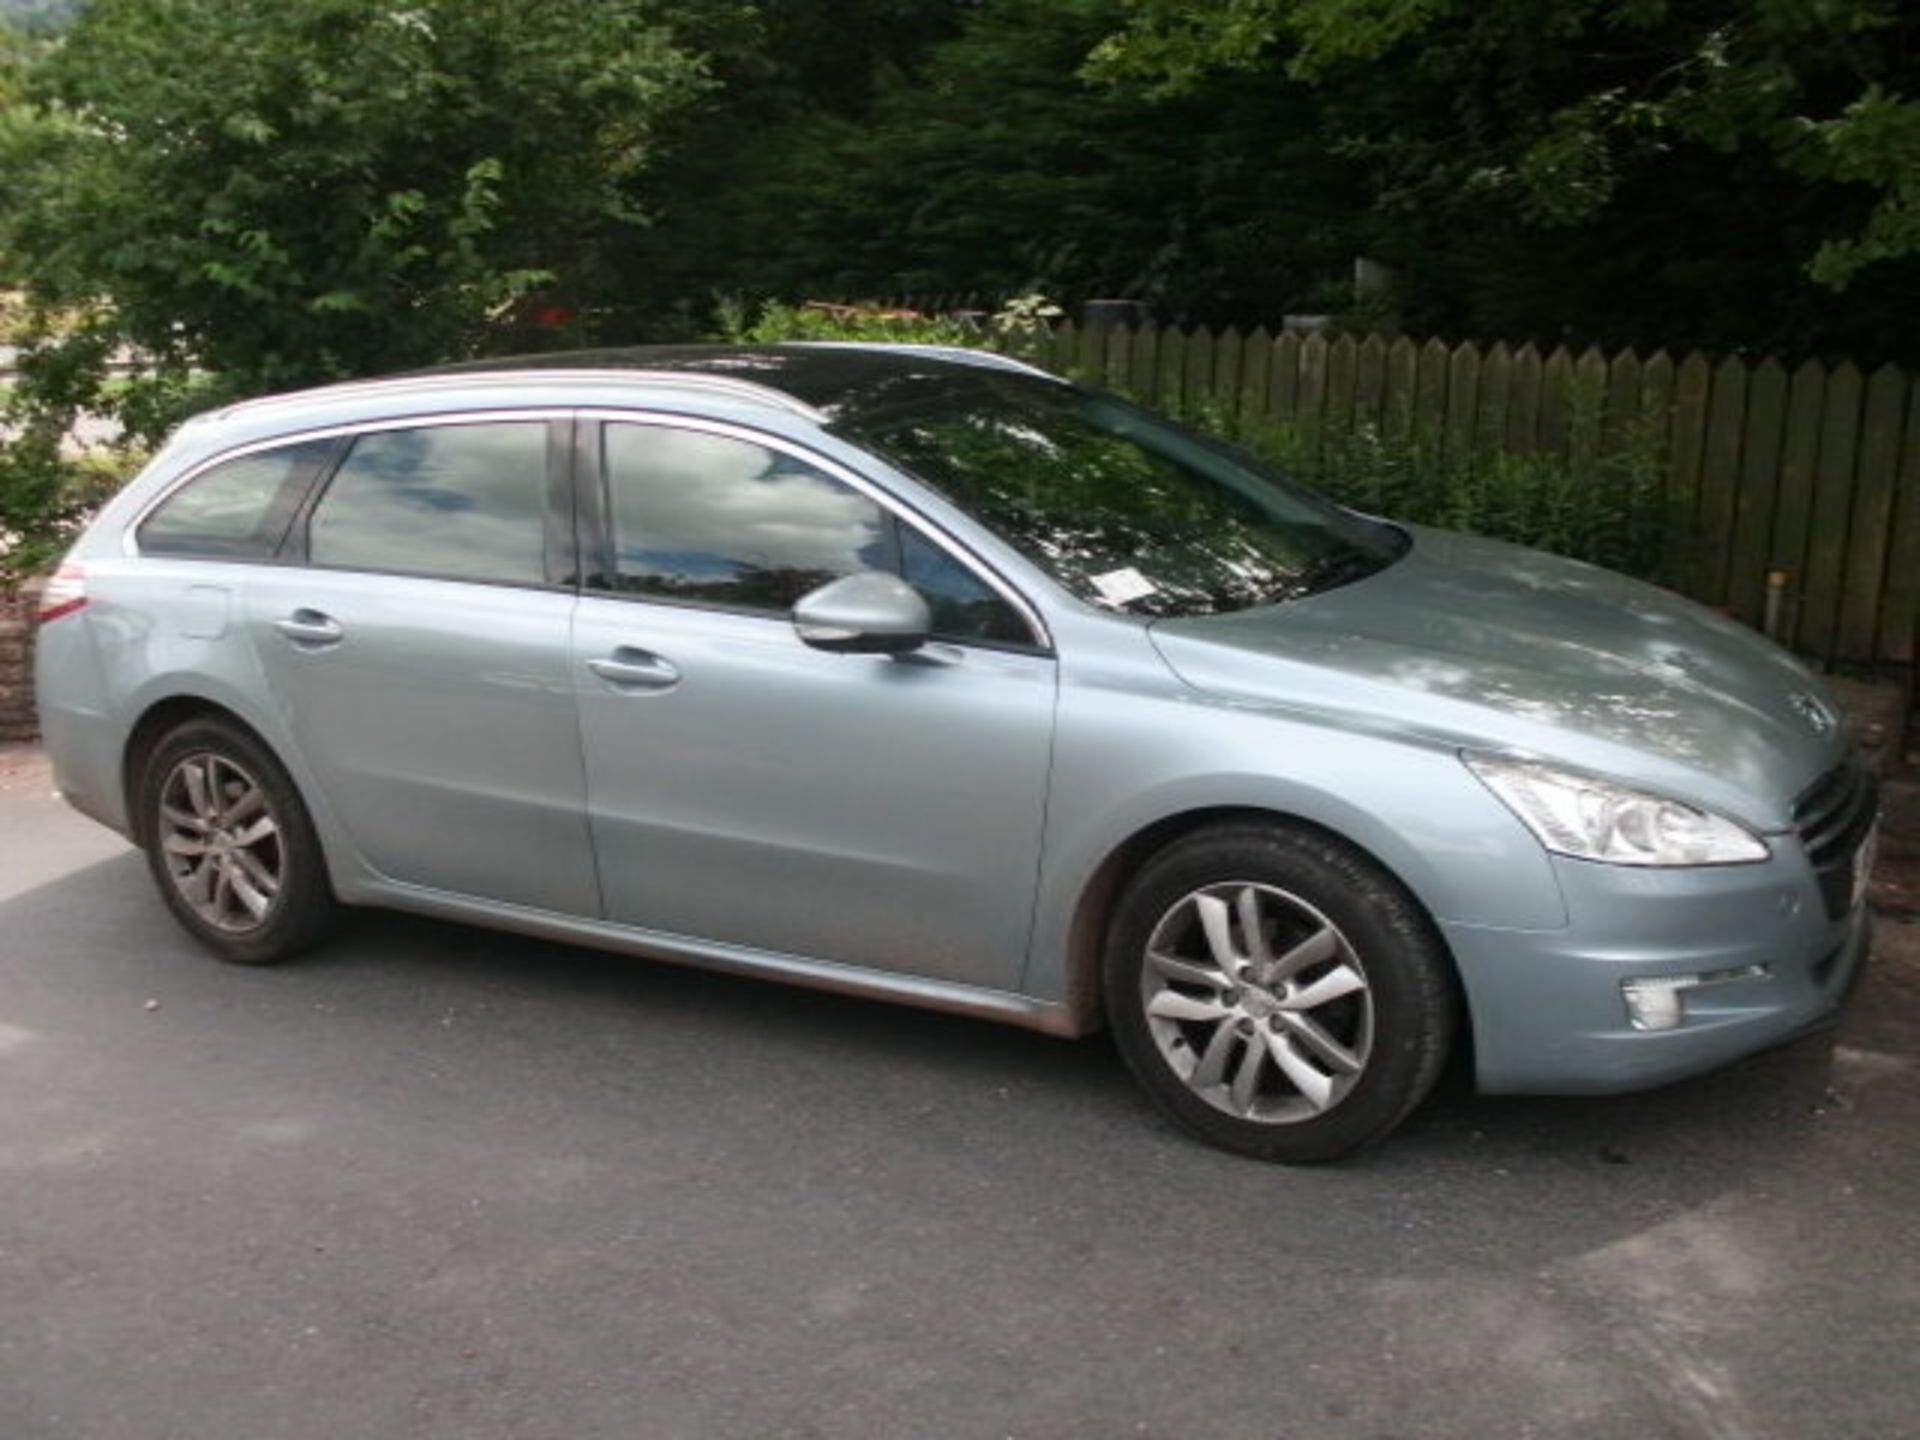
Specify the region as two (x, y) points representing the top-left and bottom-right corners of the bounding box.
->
(123, 697), (290, 844)
(130, 706), (343, 963)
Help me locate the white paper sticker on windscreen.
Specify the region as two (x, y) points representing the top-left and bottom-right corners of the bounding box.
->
(1090, 566), (1158, 606)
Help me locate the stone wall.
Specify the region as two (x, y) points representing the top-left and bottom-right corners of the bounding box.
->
(0, 583), (42, 742)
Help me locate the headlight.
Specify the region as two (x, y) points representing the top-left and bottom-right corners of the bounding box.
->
(1464, 755), (1768, 866)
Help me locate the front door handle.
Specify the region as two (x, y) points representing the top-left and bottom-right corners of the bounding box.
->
(272, 609), (344, 647)
(589, 648), (681, 692)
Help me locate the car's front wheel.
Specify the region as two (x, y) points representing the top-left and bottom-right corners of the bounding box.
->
(137, 716), (341, 964)
(1104, 822), (1456, 1162)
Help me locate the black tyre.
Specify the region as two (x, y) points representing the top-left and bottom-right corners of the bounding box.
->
(136, 716), (342, 964)
(1103, 822), (1456, 1162)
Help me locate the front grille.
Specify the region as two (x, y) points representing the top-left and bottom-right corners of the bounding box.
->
(1792, 759), (1879, 919)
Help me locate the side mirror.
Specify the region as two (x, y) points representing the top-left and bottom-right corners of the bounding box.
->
(792, 572), (931, 655)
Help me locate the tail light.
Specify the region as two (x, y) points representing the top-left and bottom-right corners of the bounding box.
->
(37, 563), (89, 624)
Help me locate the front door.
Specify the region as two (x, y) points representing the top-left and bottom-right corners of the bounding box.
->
(572, 416), (1056, 989)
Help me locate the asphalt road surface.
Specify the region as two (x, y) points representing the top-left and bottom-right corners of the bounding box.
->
(3, 746), (1917, 1440)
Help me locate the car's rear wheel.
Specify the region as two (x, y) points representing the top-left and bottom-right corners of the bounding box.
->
(1104, 822), (1456, 1162)
(137, 717), (341, 964)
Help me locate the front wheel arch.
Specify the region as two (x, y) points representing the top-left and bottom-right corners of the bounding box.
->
(1064, 807), (1471, 1053)
(1100, 817), (1462, 1160)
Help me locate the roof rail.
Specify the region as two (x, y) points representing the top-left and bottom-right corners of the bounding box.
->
(211, 368), (826, 423)
(789, 341), (1061, 381)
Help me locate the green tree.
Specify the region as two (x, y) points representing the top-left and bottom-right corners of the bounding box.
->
(1093, 0), (1920, 291)
(630, 0), (1367, 327)
(604, 0), (974, 334)
(0, 0), (708, 397)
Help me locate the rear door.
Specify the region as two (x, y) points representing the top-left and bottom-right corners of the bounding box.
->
(243, 413), (599, 916)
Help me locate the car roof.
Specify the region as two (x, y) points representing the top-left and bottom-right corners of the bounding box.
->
(204, 343), (1060, 431)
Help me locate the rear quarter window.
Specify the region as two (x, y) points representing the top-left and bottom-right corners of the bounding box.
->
(136, 440), (333, 559)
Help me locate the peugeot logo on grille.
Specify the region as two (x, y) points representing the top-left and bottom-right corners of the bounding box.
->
(1790, 692), (1835, 735)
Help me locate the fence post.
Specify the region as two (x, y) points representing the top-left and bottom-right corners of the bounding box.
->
(1412, 338), (1449, 448)
(1475, 343), (1513, 455)
(1324, 334), (1359, 446)
(1798, 362), (1864, 661)
(1270, 332), (1303, 424)
(1353, 333), (1388, 438)
(1159, 326), (1188, 410)
(1129, 323), (1159, 402)
(1240, 327), (1274, 424)
(1296, 334), (1331, 448)
(1506, 344), (1543, 452)
(1213, 328), (1245, 427)
(1184, 327), (1217, 414)
(1599, 347), (1642, 462)
(1880, 385), (1920, 664)
(1445, 341), (1481, 464)
(1567, 347), (1609, 474)
(1726, 359), (1788, 626)
(1768, 359), (1827, 636)
(1837, 364), (1909, 662)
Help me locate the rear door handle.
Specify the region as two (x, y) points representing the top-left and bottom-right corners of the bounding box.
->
(272, 609), (344, 647)
(589, 648), (681, 692)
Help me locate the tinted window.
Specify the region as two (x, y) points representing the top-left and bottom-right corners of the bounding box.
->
(308, 422), (549, 585)
(137, 441), (330, 559)
(602, 423), (888, 612)
(899, 526), (1032, 646)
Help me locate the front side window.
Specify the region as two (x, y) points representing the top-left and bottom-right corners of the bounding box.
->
(137, 440), (332, 559)
(307, 422), (549, 585)
(898, 524), (1032, 646)
(601, 423), (888, 612)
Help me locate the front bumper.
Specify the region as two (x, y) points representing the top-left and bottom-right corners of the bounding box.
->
(1444, 848), (1873, 1095)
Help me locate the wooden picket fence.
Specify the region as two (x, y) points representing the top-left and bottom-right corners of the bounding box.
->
(1009, 323), (1919, 669)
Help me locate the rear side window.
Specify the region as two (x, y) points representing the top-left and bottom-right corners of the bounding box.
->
(601, 422), (889, 612)
(307, 422), (550, 585)
(137, 440), (332, 559)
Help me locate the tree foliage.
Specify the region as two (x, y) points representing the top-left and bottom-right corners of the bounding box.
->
(1, 0), (707, 395)
(1092, 1), (1920, 290)
(1, 0), (1917, 418)
(605, 0), (1920, 360)
(625, 0), (1370, 328)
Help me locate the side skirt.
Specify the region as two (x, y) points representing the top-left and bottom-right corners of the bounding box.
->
(357, 879), (1087, 1038)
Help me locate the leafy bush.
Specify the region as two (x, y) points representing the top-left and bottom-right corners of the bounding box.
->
(0, 308), (169, 592)
(1, 0), (708, 394)
(713, 294), (1062, 348)
(713, 298), (982, 346)
(0, 426), (129, 593)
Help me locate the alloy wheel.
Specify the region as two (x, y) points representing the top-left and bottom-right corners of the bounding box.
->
(156, 751), (284, 933)
(1139, 881), (1374, 1123)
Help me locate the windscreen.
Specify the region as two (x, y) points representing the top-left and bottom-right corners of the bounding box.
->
(836, 375), (1402, 618)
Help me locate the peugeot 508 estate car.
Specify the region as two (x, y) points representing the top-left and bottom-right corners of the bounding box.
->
(34, 343), (1879, 1160)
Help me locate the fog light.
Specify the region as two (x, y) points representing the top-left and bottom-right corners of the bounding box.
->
(1622, 965), (1771, 1031)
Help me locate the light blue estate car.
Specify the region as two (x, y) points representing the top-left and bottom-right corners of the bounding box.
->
(34, 344), (1878, 1160)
